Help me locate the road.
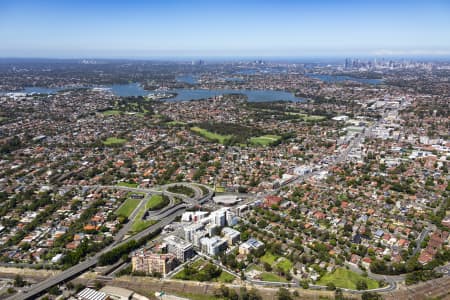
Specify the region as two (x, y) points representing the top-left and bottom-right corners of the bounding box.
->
(12, 209), (185, 300)
(9, 113), (409, 298)
(10, 183), (214, 300)
(113, 193), (150, 244)
(413, 228), (430, 256)
(344, 262), (403, 293)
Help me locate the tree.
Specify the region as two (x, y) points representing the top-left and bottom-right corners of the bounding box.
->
(326, 282), (336, 290)
(276, 288), (293, 300)
(263, 262), (272, 271)
(334, 288), (344, 300)
(356, 279), (368, 290)
(13, 275), (26, 287)
(300, 280), (309, 289)
(228, 288), (239, 300)
(75, 283), (86, 293)
(48, 286), (61, 296)
(94, 281), (104, 290)
(362, 292), (382, 300)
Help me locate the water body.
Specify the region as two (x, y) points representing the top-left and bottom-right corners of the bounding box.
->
(224, 77), (245, 82)
(2, 83), (305, 102)
(107, 82), (148, 97)
(176, 75), (198, 84)
(306, 74), (383, 85)
(167, 88), (304, 102)
(107, 83), (304, 102)
(25, 87), (66, 94)
(0, 87), (65, 95)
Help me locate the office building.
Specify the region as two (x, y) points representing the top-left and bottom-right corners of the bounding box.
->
(164, 235), (195, 262)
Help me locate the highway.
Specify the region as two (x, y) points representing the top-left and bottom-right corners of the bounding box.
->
(10, 183), (213, 300)
(12, 210), (185, 300)
(8, 113), (409, 298)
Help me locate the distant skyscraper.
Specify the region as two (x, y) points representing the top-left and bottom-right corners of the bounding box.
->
(344, 58), (351, 69)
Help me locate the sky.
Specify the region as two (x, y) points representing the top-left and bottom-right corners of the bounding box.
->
(0, 0), (450, 58)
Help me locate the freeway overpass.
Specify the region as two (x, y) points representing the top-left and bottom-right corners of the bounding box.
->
(10, 182), (215, 300)
(12, 210), (185, 300)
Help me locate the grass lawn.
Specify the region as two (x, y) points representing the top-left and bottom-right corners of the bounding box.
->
(115, 199), (139, 217)
(276, 258), (293, 274)
(260, 272), (288, 282)
(215, 271), (235, 283)
(195, 184), (209, 196)
(191, 126), (232, 144)
(191, 258), (205, 268)
(101, 110), (121, 116)
(146, 194), (168, 210)
(260, 252), (278, 265)
(215, 186), (225, 193)
(0, 117), (7, 122)
(167, 185), (195, 198)
(303, 115), (326, 121)
(285, 112), (326, 122)
(317, 268), (379, 290)
(131, 216), (157, 233)
(103, 137), (127, 146)
(174, 268), (235, 283)
(247, 263), (288, 283)
(130, 200), (158, 233)
(116, 182), (138, 188)
(166, 120), (187, 126)
(250, 135), (281, 146)
(173, 268), (188, 279)
(173, 259), (235, 283)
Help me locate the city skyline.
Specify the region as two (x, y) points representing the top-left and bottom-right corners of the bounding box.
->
(1, 0), (450, 58)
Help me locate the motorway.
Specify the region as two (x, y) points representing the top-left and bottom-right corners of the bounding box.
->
(10, 107), (425, 298)
(10, 183), (213, 300)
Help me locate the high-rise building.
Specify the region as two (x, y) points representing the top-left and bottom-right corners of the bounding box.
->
(164, 235), (195, 262)
(184, 223), (204, 243)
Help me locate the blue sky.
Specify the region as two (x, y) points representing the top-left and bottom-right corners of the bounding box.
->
(0, 0), (449, 58)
